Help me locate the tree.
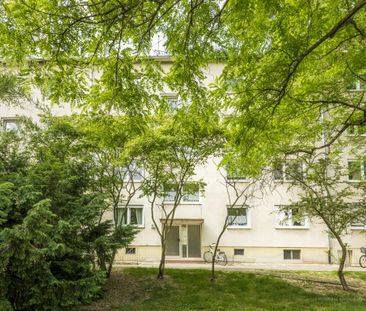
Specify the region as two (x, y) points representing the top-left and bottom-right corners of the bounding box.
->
(208, 162), (264, 281)
(3, 1), (366, 120)
(0, 73), (27, 105)
(0, 116), (134, 309)
(281, 152), (366, 291)
(77, 114), (142, 277)
(5, 1), (366, 198)
(135, 110), (222, 279)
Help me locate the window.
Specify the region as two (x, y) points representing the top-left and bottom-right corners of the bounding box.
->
(234, 249), (244, 256)
(273, 163), (284, 181)
(117, 205), (143, 227)
(163, 95), (179, 110)
(347, 125), (366, 136)
(284, 250), (301, 260)
(164, 183), (200, 203)
(125, 247), (136, 254)
(347, 79), (366, 91)
(3, 118), (20, 131)
(164, 184), (178, 202)
(277, 206), (308, 228)
(226, 165), (248, 180)
(130, 167), (143, 181)
(227, 206), (248, 227)
(118, 165), (144, 182)
(274, 160), (303, 181)
(183, 184), (200, 202)
(348, 161), (365, 181)
(227, 166), (248, 180)
(351, 222), (366, 230)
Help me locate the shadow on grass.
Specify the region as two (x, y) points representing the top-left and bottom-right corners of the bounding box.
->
(79, 268), (366, 311)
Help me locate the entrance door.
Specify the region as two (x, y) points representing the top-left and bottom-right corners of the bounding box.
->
(166, 226), (180, 256)
(188, 225), (201, 257)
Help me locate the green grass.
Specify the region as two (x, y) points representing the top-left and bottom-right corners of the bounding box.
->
(79, 268), (366, 311)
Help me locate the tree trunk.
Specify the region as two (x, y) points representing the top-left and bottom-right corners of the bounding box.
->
(211, 223), (227, 281)
(211, 243), (219, 281)
(157, 241), (166, 279)
(336, 238), (350, 291)
(107, 249), (117, 278)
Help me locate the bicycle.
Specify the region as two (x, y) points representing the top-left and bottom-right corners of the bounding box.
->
(203, 243), (228, 266)
(360, 247), (366, 268)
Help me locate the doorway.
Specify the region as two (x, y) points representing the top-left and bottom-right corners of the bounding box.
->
(166, 226), (180, 256)
(188, 225), (201, 257)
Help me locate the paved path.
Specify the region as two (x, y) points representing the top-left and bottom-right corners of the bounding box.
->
(117, 261), (366, 272)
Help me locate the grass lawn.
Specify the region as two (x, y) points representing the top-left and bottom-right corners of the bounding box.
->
(79, 268), (366, 311)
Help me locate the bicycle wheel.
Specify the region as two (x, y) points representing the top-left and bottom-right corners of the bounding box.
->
(203, 251), (213, 263)
(216, 253), (228, 266)
(359, 255), (366, 268)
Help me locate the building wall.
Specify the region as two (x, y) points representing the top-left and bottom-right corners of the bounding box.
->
(1, 61), (365, 266)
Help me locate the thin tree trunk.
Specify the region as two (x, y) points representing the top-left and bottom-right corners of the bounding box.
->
(107, 249), (117, 278)
(157, 240), (166, 279)
(211, 225), (227, 281)
(335, 237), (350, 291)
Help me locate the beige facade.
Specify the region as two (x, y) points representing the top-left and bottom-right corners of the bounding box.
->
(1, 60), (365, 266)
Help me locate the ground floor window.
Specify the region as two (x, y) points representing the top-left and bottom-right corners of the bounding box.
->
(227, 206), (248, 227)
(277, 206), (308, 228)
(283, 249), (301, 260)
(351, 222), (366, 230)
(117, 205), (144, 226)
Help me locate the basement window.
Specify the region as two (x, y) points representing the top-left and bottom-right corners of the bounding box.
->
(125, 247), (136, 255)
(234, 249), (244, 256)
(283, 249), (301, 260)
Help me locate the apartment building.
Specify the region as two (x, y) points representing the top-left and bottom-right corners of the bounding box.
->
(1, 58), (365, 266)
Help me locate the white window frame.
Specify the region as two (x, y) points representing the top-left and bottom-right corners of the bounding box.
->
(226, 167), (250, 182)
(162, 93), (180, 110)
(276, 205), (309, 229)
(349, 80), (365, 92)
(125, 247), (136, 255)
(2, 118), (20, 131)
(283, 249), (301, 260)
(227, 206), (251, 229)
(118, 165), (144, 182)
(117, 205), (144, 228)
(274, 161), (304, 182)
(350, 222), (366, 230)
(163, 183), (201, 204)
(347, 160), (365, 181)
(346, 125), (366, 136)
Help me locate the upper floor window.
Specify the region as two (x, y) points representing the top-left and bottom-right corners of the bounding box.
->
(347, 79), (366, 91)
(226, 166), (248, 181)
(164, 183), (200, 203)
(117, 205), (144, 227)
(277, 206), (308, 228)
(347, 125), (366, 136)
(227, 206), (249, 227)
(163, 95), (180, 110)
(348, 160), (365, 181)
(3, 118), (20, 131)
(182, 184), (200, 202)
(274, 160), (303, 182)
(118, 165), (144, 182)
